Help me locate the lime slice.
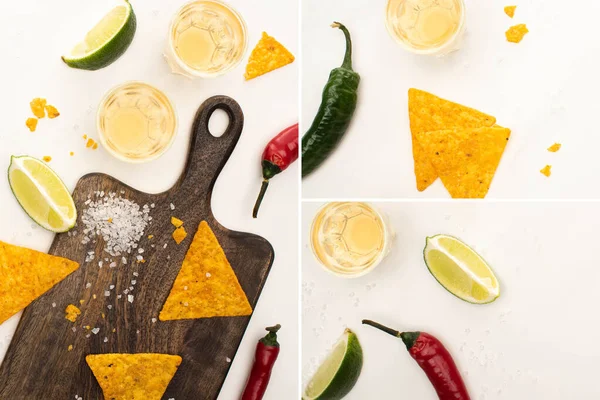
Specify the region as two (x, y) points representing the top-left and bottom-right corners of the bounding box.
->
(62, 1), (136, 70)
(303, 329), (363, 400)
(424, 235), (500, 304)
(8, 156), (77, 233)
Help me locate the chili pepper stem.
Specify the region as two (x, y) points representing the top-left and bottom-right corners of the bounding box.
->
(252, 180), (270, 219)
(260, 324), (282, 347)
(362, 319), (402, 338)
(331, 22), (353, 70)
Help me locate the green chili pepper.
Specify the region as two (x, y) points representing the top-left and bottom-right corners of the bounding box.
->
(301, 22), (360, 178)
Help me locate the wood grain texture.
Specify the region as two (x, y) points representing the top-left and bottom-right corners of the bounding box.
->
(0, 96), (275, 400)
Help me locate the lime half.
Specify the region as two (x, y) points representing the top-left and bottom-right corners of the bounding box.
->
(8, 156), (77, 233)
(62, 0), (136, 70)
(303, 329), (363, 400)
(424, 235), (500, 304)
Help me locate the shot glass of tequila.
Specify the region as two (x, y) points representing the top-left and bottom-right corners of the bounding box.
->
(310, 202), (394, 278)
(165, 0), (248, 79)
(97, 81), (177, 163)
(385, 0), (466, 56)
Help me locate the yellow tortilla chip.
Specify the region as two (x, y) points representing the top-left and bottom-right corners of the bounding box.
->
(506, 24), (529, 43)
(547, 143), (561, 152)
(171, 217), (184, 228)
(160, 221), (252, 321)
(504, 5), (516, 18)
(30, 98), (46, 119)
(416, 127), (511, 198)
(0, 241), (79, 324)
(65, 304), (81, 322)
(408, 89), (497, 191)
(86, 353), (182, 400)
(45, 104), (60, 119)
(540, 165), (552, 177)
(172, 226), (187, 244)
(25, 118), (38, 132)
(244, 32), (295, 80)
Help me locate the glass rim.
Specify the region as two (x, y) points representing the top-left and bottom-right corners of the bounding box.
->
(309, 202), (392, 279)
(167, 0), (249, 79)
(384, 0), (466, 56)
(96, 80), (178, 164)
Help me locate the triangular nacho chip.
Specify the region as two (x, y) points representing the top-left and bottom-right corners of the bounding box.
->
(408, 89), (497, 191)
(159, 221), (252, 321)
(416, 126), (511, 198)
(86, 353), (182, 400)
(0, 241), (79, 324)
(244, 32), (295, 80)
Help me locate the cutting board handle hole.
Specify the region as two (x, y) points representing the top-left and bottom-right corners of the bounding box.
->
(207, 108), (230, 138)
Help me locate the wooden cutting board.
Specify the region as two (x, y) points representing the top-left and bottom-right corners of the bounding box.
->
(0, 96), (275, 400)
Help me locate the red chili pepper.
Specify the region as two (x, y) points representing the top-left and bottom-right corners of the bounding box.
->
(363, 320), (470, 400)
(253, 124), (299, 218)
(240, 324), (281, 400)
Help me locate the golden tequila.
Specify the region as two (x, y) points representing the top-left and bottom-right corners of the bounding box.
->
(166, 0), (247, 78)
(311, 203), (393, 278)
(97, 82), (177, 163)
(385, 0), (465, 55)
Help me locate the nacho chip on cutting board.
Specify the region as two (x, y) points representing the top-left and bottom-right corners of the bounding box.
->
(0, 241), (79, 325)
(244, 32), (295, 80)
(408, 89), (497, 191)
(416, 126), (511, 198)
(160, 221), (252, 321)
(86, 353), (182, 400)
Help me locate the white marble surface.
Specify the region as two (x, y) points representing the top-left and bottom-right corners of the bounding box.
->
(303, 201), (600, 399)
(302, 0), (600, 199)
(0, 0), (298, 398)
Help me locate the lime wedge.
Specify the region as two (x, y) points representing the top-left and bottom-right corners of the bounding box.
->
(62, 1), (136, 70)
(8, 156), (77, 233)
(424, 235), (500, 304)
(303, 329), (363, 400)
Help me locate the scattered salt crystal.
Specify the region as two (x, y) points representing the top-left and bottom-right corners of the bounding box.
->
(81, 194), (151, 257)
(98, 261), (103, 268)
(52, 302), (56, 308)
(206, 273), (211, 278)
(104, 291), (110, 297)
(103, 337), (108, 343)
(163, 243), (167, 249)
(117, 295), (122, 299)
(123, 289), (129, 294)
(109, 262), (117, 268)
(170, 203), (175, 210)
(85, 334), (90, 338)
(183, 302), (189, 307)
(72, 327), (77, 332)
(129, 286), (134, 291)
(183, 286), (188, 291)
(167, 255), (171, 260)
(128, 295), (134, 303)
(107, 305), (113, 309)
(91, 328), (100, 335)
(85, 282), (91, 289)
(226, 357), (231, 363)
(152, 318), (157, 323)
(109, 285), (115, 290)
(136, 255), (143, 261)
(151, 203), (155, 208)
(131, 280), (137, 285)
(133, 272), (139, 277)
